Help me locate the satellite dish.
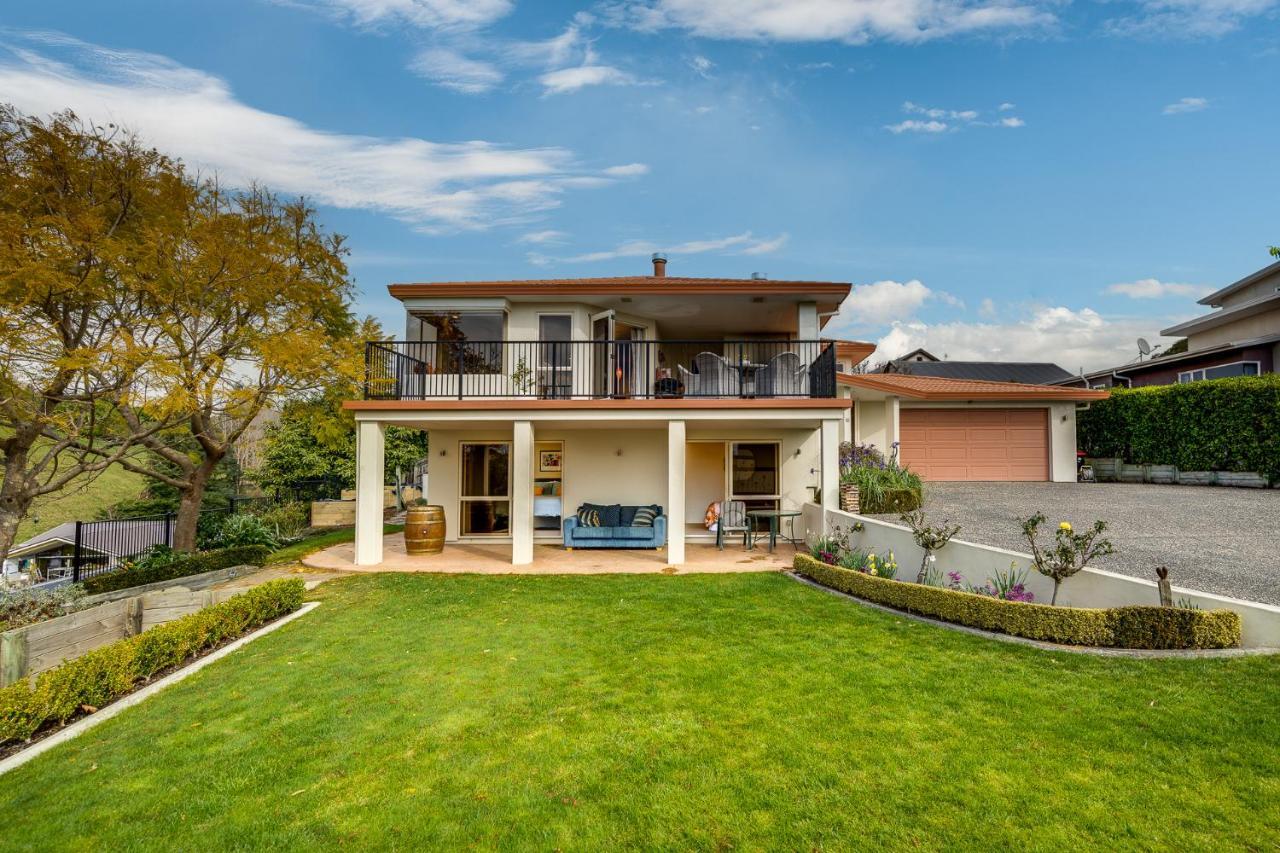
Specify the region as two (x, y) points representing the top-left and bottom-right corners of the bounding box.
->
(1136, 337), (1151, 356)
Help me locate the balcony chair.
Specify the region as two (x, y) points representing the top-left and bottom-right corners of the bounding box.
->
(716, 500), (751, 550)
(679, 351), (736, 397)
(754, 351), (808, 397)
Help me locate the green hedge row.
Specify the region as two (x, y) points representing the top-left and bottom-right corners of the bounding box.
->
(0, 578), (304, 746)
(794, 554), (1241, 649)
(83, 545), (272, 595)
(1077, 375), (1280, 479)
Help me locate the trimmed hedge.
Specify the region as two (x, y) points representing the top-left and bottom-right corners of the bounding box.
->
(0, 578), (304, 746)
(794, 554), (1241, 650)
(1078, 375), (1280, 480)
(82, 545), (272, 595)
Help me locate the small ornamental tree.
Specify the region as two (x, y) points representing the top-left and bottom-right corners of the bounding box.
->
(1021, 512), (1114, 605)
(901, 509), (961, 584)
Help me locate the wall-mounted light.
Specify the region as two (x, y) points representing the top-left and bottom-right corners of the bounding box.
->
(439, 449), (447, 457)
(794, 448), (802, 457)
(616, 449), (624, 457)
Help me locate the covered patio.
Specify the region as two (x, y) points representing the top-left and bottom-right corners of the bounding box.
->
(304, 533), (795, 574)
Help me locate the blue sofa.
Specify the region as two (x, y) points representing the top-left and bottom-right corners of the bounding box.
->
(563, 504), (666, 549)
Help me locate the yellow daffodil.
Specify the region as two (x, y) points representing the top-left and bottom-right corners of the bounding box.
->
(1059, 521), (1073, 533)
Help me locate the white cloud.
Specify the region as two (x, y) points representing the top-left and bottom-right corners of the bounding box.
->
(1106, 0), (1276, 37)
(1107, 278), (1213, 299)
(888, 101), (1024, 132)
(866, 307), (1185, 372)
(886, 119), (948, 134)
(998, 102), (1016, 110)
(1163, 96), (1209, 114)
(979, 297), (997, 318)
(541, 231), (787, 263)
(689, 54), (714, 76)
(742, 233), (789, 254)
(281, 0), (513, 29)
(0, 33), (622, 231)
(517, 229), (569, 244)
(602, 162), (650, 177)
(839, 279), (935, 323)
(799, 61), (836, 70)
(539, 63), (636, 95)
(609, 0), (1057, 43)
(409, 48), (503, 93)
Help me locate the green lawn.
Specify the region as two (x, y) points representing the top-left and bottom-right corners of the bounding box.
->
(266, 523), (404, 564)
(1, 573), (1276, 850)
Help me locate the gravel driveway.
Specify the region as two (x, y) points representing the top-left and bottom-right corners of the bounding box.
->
(878, 482), (1280, 606)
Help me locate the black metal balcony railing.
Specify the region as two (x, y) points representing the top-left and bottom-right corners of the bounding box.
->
(364, 339), (837, 401)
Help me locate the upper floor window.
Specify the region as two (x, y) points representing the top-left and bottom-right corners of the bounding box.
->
(418, 310), (505, 374)
(1177, 361), (1260, 383)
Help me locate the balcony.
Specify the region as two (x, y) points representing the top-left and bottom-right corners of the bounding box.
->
(364, 339), (837, 401)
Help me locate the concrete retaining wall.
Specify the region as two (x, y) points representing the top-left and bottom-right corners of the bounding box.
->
(800, 503), (1280, 649)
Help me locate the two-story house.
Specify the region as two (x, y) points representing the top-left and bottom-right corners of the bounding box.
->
(343, 256), (1103, 567)
(1060, 259), (1280, 389)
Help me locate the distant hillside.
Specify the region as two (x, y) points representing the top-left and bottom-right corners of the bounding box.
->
(13, 461), (147, 542)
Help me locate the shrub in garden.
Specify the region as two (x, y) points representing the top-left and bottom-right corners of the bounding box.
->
(201, 514), (279, 550)
(0, 578), (305, 745)
(82, 545), (272, 595)
(793, 554), (1239, 649)
(252, 502), (310, 541)
(1022, 513), (1113, 605)
(0, 584), (88, 631)
(901, 509), (961, 583)
(841, 444), (923, 514)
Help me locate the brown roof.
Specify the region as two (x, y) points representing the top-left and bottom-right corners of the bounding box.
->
(833, 340), (876, 365)
(839, 372), (1109, 401)
(389, 276), (851, 299)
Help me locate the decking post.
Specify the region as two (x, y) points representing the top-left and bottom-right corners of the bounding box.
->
(0, 629), (28, 688)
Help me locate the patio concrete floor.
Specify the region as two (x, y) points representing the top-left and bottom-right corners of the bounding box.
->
(303, 535), (794, 574)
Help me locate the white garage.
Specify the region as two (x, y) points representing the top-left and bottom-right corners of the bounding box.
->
(836, 373), (1108, 483)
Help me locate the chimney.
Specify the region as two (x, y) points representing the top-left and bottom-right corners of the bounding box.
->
(651, 252), (667, 278)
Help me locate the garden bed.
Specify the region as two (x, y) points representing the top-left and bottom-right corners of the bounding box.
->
(793, 553), (1241, 650)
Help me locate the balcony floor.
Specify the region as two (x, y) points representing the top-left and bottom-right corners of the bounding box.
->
(303, 534), (794, 574)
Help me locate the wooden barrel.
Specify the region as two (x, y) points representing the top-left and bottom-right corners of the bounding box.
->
(404, 505), (445, 555)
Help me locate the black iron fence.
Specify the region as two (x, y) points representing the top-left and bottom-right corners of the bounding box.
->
(66, 508), (232, 583)
(365, 339), (837, 401)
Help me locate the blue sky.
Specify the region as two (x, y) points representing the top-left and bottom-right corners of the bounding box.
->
(2, 0), (1277, 371)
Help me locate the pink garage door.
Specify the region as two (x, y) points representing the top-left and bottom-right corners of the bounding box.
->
(899, 408), (1049, 481)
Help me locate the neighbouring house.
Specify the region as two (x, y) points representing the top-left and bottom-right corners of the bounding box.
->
(877, 348), (1073, 385)
(2, 517), (175, 582)
(343, 256), (1106, 567)
(1058, 259), (1280, 389)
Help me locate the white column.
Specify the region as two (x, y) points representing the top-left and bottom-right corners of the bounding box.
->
(667, 420), (686, 565)
(797, 302), (819, 339)
(354, 420), (385, 566)
(885, 396), (901, 452)
(821, 418), (840, 510)
(512, 420), (534, 565)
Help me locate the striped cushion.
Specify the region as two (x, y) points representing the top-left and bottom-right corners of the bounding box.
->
(577, 506), (603, 527)
(632, 506), (657, 527)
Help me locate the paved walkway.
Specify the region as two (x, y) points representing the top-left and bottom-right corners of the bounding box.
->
(304, 535), (793, 574)
(880, 482), (1280, 605)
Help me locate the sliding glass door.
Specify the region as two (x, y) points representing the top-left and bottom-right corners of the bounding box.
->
(730, 442), (780, 520)
(460, 443), (510, 535)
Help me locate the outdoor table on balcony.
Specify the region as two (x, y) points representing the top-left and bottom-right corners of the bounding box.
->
(745, 509), (802, 553)
(730, 361), (764, 397)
